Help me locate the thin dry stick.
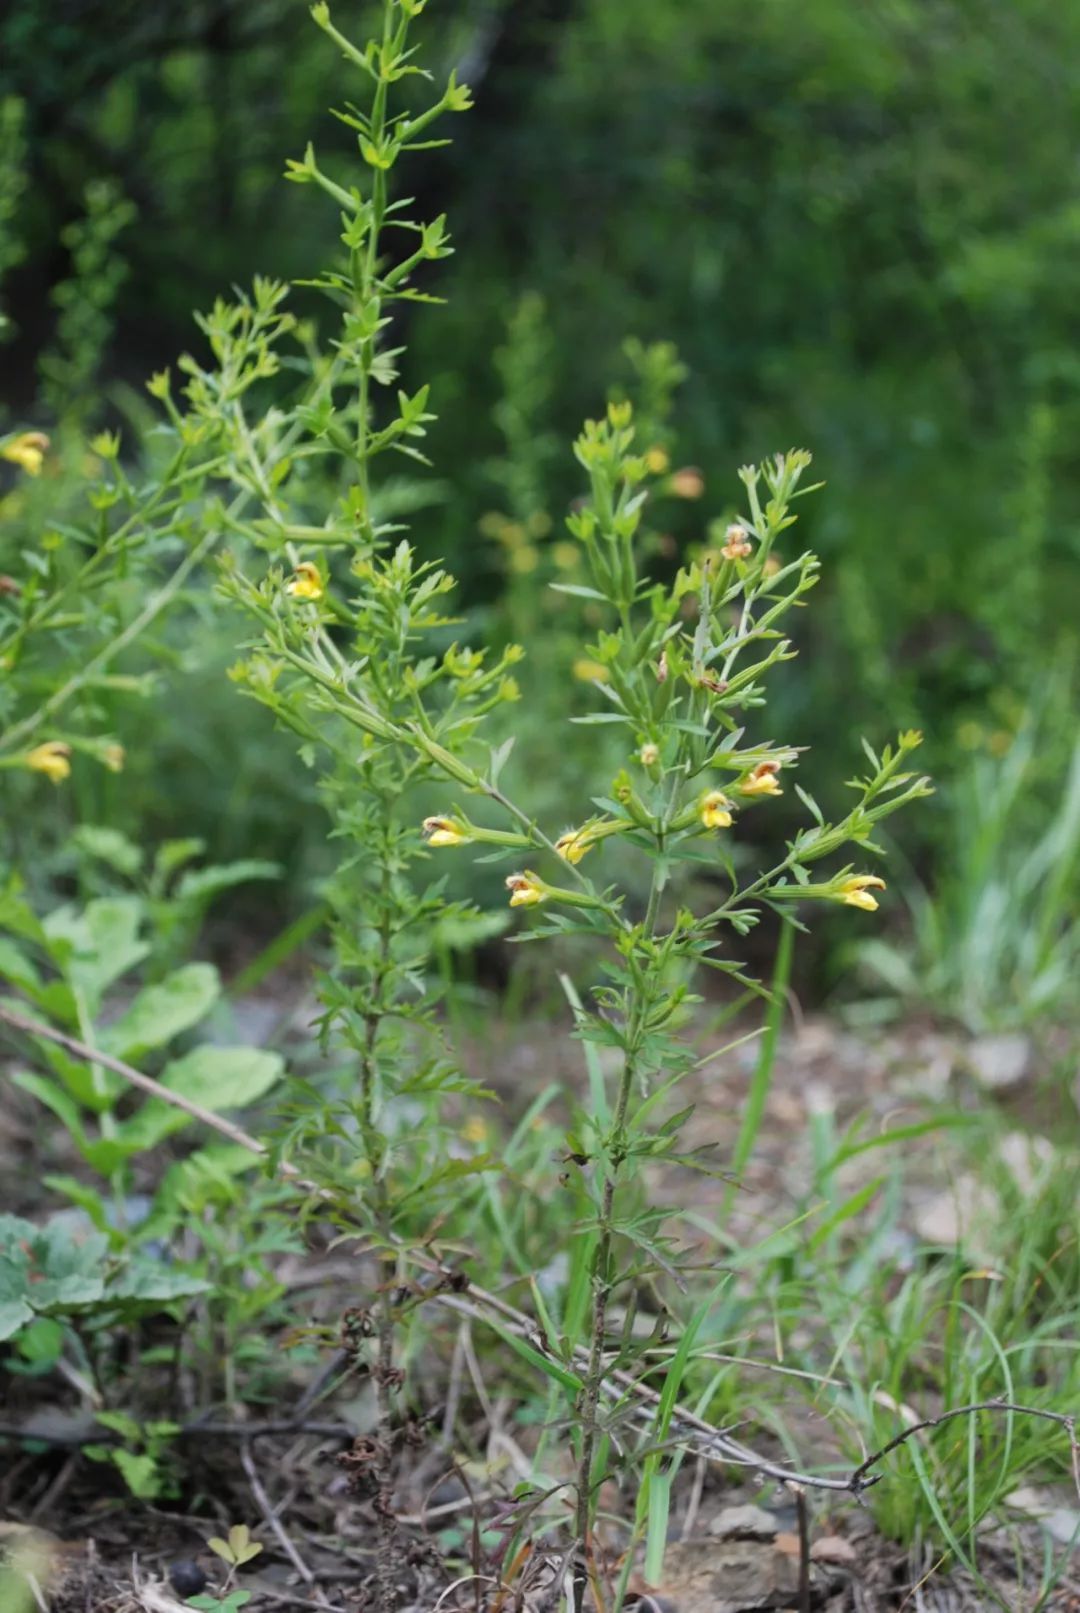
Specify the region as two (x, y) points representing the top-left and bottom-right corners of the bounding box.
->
(0, 1003), (266, 1155)
(0, 1419), (352, 1449)
(848, 1399), (1080, 1499)
(238, 1441), (329, 1607)
(6, 1004), (1077, 1506)
(793, 1485), (811, 1613)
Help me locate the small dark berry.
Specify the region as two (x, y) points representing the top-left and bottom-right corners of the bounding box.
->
(168, 1559), (207, 1597)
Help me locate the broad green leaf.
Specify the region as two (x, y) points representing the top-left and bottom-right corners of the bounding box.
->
(0, 936), (42, 994)
(107, 1263), (209, 1304)
(101, 962), (221, 1060)
(0, 1298), (34, 1340)
(175, 860), (280, 904)
(120, 1045), (284, 1152)
(152, 838), (206, 889)
(162, 1043), (284, 1108)
(78, 1136), (145, 1175)
(44, 897), (149, 1007)
(11, 1071), (88, 1146)
(42, 1175), (111, 1233)
(111, 1450), (161, 1499)
(35, 1040), (120, 1111)
(0, 884), (46, 944)
(71, 825), (144, 879)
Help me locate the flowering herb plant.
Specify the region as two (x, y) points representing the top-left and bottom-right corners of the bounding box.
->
(181, 0), (931, 1597)
(0, 2), (931, 1603)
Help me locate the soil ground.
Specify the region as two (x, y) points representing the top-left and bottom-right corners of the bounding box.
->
(3, 1008), (1079, 1612)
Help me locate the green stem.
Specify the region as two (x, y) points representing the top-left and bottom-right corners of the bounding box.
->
(1, 526), (221, 754)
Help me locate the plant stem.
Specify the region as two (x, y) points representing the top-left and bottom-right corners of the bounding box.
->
(573, 1049), (637, 1594)
(573, 818), (671, 1593)
(1, 524), (220, 753)
(357, 835), (401, 1613)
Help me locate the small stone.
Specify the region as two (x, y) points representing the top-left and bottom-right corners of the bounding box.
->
(810, 1535), (857, 1565)
(1043, 1509), (1080, 1548)
(965, 1033), (1031, 1091)
(707, 1504), (779, 1540)
(168, 1560), (207, 1597)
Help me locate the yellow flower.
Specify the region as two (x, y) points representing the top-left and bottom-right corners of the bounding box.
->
(25, 741), (72, 784)
(639, 742), (660, 767)
(461, 1115), (488, 1145)
(555, 828), (593, 865)
(505, 871), (546, 908)
(286, 562), (324, 602)
(739, 761), (783, 798)
(668, 467), (704, 499)
(2, 432), (50, 477)
(509, 544), (539, 574)
(478, 510), (510, 540)
(422, 815), (470, 848)
(572, 658), (609, 684)
(699, 790), (733, 829)
(839, 874), (886, 912)
(721, 523), (753, 560)
(103, 744), (125, 773)
(645, 445), (670, 475)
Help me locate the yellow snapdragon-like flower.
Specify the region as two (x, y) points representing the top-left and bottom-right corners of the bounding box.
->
(25, 741), (72, 783)
(839, 874), (886, 912)
(286, 562), (324, 602)
(645, 445), (670, 475)
(555, 828), (593, 865)
(699, 790), (734, 830)
(505, 872), (546, 908)
(639, 742), (660, 767)
(739, 761), (783, 798)
(2, 432), (50, 477)
(103, 744), (125, 773)
(422, 815), (470, 848)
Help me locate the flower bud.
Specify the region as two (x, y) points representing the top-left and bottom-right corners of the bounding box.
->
(721, 523), (752, 560)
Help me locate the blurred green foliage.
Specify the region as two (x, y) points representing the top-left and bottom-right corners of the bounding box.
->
(2, 0), (1078, 952)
